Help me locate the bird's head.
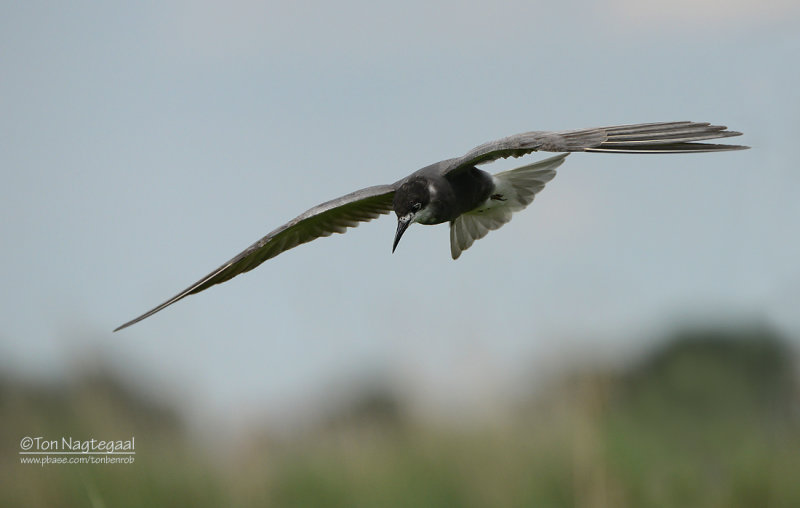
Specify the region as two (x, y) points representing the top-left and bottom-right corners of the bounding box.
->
(392, 177), (431, 253)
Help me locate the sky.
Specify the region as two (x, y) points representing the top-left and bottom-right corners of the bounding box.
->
(2, 0), (799, 428)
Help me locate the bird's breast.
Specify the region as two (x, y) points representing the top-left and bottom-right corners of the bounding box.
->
(413, 205), (444, 225)
(445, 167), (495, 219)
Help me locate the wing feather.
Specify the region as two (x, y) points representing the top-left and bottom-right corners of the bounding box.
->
(443, 121), (747, 175)
(114, 185), (395, 331)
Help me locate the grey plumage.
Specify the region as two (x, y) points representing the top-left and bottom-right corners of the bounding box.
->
(114, 185), (396, 331)
(449, 154), (565, 259)
(114, 121), (747, 331)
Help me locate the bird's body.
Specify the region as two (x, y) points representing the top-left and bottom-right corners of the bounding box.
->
(115, 121), (748, 331)
(396, 164), (495, 224)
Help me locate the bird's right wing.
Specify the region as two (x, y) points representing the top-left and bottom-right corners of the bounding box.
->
(114, 184), (396, 331)
(442, 121), (748, 175)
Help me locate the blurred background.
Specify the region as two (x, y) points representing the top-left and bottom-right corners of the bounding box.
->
(2, 0), (799, 506)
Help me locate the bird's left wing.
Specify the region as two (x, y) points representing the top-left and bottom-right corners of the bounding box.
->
(114, 184), (396, 331)
(441, 121), (748, 175)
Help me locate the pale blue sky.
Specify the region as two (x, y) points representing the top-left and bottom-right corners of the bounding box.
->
(2, 1), (798, 427)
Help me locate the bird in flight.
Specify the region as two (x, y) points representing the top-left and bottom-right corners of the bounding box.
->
(115, 121), (747, 331)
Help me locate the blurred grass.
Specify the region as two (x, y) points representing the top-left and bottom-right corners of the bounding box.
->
(2, 325), (799, 507)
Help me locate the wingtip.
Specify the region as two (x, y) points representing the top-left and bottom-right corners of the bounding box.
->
(713, 143), (750, 151)
(112, 320), (134, 333)
(113, 309), (159, 332)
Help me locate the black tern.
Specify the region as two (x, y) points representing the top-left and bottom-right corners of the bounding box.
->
(115, 121), (747, 331)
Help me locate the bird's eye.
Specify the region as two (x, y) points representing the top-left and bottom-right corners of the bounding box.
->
(412, 202), (422, 211)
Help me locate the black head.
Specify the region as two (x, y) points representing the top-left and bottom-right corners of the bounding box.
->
(392, 177), (430, 253)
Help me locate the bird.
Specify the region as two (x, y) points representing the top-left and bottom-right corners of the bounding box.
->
(114, 121), (748, 331)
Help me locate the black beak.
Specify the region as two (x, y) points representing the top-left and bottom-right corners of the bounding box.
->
(392, 216), (411, 253)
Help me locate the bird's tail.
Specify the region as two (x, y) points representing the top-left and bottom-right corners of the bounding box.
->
(449, 154), (566, 259)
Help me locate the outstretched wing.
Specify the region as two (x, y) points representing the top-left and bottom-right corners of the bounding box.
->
(443, 121), (748, 175)
(115, 185), (395, 331)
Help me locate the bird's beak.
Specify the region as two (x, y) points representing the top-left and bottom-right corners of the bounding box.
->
(392, 214), (413, 253)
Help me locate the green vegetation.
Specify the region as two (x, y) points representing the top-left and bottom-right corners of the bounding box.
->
(3, 325), (799, 507)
